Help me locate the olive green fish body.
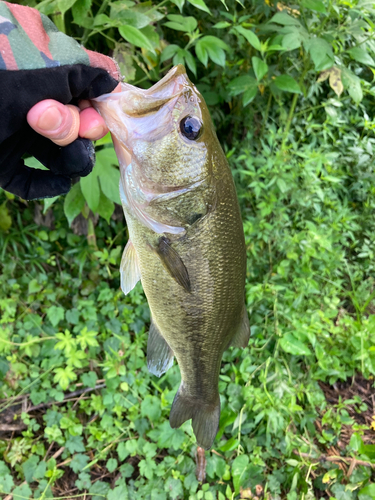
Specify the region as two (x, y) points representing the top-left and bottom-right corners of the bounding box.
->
(94, 66), (249, 449)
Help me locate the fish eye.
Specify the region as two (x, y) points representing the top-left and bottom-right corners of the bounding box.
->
(180, 115), (203, 141)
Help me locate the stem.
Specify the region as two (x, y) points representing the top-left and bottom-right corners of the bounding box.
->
(82, 0), (110, 45)
(281, 92), (299, 150)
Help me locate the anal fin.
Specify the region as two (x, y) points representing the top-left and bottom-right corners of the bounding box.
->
(156, 237), (191, 292)
(229, 305), (250, 348)
(170, 384), (220, 450)
(147, 319), (174, 377)
(120, 239), (141, 295)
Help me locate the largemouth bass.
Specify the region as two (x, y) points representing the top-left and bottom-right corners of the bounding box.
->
(93, 65), (249, 449)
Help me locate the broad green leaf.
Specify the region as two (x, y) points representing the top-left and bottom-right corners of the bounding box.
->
(171, 0), (185, 12)
(70, 454), (90, 473)
(160, 44), (179, 62)
(302, 0), (327, 13)
(196, 36), (230, 67)
(234, 26), (261, 50)
(359, 484), (375, 499)
(252, 56), (268, 81)
(188, 0), (211, 14)
(270, 11), (301, 25)
(231, 455), (249, 494)
(47, 305), (65, 327)
(183, 49), (197, 75)
(97, 191), (114, 223)
(228, 75), (254, 95)
(243, 86), (258, 106)
(106, 458), (118, 473)
(11, 484), (32, 500)
(166, 15), (197, 32)
(279, 333), (312, 355)
(348, 47), (375, 67)
(80, 172), (100, 213)
(64, 182), (85, 226)
(141, 395), (162, 421)
(195, 41), (208, 66)
(274, 75), (302, 93)
(119, 25), (155, 53)
(22, 455), (39, 483)
(305, 37), (333, 70)
(342, 67), (363, 103)
(98, 167), (120, 205)
(107, 480), (129, 500)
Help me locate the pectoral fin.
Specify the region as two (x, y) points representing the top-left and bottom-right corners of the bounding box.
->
(156, 237), (191, 292)
(229, 305), (250, 348)
(120, 239), (141, 295)
(147, 319), (174, 377)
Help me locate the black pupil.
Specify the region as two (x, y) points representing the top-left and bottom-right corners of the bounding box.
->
(180, 116), (202, 140)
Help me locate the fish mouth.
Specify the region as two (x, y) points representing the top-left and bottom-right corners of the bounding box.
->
(117, 64), (192, 117)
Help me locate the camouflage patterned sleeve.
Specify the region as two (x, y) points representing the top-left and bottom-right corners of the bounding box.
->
(0, 1), (121, 200)
(0, 1), (119, 78)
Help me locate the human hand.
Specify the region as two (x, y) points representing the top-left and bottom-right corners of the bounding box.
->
(0, 1), (120, 200)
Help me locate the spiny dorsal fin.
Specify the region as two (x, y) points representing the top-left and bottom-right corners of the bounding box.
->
(147, 319), (174, 377)
(229, 305), (250, 348)
(156, 237), (191, 292)
(120, 239), (141, 295)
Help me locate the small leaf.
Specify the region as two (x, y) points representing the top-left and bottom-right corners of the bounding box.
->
(188, 0), (211, 14)
(232, 455), (249, 494)
(342, 67), (363, 103)
(234, 26), (261, 50)
(47, 306), (65, 327)
(171, 0), (185, 12)
(279, 333), (312, 355)
(213, 21), (231, 28)
(252, 56), (268, 81)
(348, 47), (375, 67)
(301, 0), (327, 13)
(106, 458), (118, 473)
(273, 75), (302, 93)
(160, 44), (179, 62)
(64, 182), (85, 226)
(43, 196), (59, 214)
(119, 25), (155, 53)
(195, 41), (208, 66)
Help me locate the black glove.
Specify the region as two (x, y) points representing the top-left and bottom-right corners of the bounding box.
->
(0, 2), (119, 200)
(0, 65), (118, 199)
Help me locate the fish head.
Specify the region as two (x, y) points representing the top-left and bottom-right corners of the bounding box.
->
(93, 65), (217, 190)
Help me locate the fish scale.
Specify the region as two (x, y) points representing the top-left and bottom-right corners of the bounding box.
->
(93, 65), (250, 449)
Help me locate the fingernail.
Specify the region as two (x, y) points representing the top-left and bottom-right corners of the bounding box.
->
(37, 106), (63, 131)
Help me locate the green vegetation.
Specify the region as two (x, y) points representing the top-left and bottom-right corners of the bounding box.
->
(1, 0), (375, 498)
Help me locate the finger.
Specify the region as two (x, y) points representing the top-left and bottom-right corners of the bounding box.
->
(79, 107), (108, 141)
(0, 158), (71, 200)
(27, 100), (80, 147)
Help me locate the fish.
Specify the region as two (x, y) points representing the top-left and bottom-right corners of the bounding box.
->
(93, 65), (250, 450)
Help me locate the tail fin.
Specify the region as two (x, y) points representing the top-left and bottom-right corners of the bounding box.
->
(169, 385), (220, 450)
